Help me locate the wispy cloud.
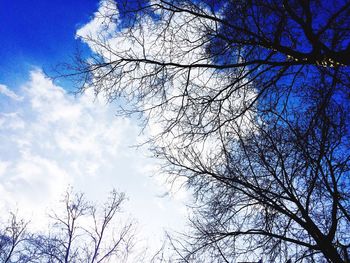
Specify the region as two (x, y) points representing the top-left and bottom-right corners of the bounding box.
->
(76, 0), (118, 41)
(75, 0), (255, 200)
(0, 70), (186, 244)
(0, 84), (22, 101)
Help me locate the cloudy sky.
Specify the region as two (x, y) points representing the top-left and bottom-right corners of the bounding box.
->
(0, 0), (187, 249)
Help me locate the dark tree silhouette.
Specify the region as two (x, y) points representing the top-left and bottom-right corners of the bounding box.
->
(163, 74), (350, 262)
(32, 189), (136, 263)
(0, 190), (138, 263)
(63, 0), (350, 262)
(0, 213), (35, 263)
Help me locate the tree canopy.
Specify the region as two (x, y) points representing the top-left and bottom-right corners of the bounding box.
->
(0, 190), (137, 263)
(61, 0), (350, 262)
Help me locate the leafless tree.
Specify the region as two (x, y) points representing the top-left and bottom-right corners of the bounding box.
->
(69, 0), (350, 131)
(0, 213), (37, 262)
(31, 189), (136, 263)
(61, 0), (350, 262)
(0, 189), (137, 262)
(83, 190), (135, 263)
(161, 74), (350, 262)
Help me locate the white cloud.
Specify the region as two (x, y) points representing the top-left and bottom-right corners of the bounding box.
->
(0, 84), (22, 101)
(76, 0), (256, 198)
(0, 70), (187, 245)
(76, 0), (119, 42)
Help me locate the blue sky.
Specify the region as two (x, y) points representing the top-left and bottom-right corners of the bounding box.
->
(0, 0), (187, 252)
(0, 0), (151, 88)
(0, 0), (100, 88)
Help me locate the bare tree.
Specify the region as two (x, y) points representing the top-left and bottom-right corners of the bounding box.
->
(0, 213), (36, 263)
(31, 189), (136, 263)
(61, 0), (350, 262)
(0, 188), (181, 262)
(161, 75), (350, 262)
(83, 190), (135, 263)
(69, 0), (350, 132)
(0, 189), (137, 262)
